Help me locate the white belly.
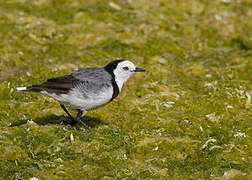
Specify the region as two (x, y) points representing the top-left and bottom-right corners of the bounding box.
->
(41, 87), (113, 111)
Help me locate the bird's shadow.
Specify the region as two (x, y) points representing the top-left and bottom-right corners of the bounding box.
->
(9, 115), (107, 128)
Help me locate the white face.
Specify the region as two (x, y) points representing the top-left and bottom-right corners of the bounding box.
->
(113, 60), (145, 92)
(113, 60), (137, 84)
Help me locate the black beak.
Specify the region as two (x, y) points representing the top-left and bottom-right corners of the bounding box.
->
(134, 67), (145, 72)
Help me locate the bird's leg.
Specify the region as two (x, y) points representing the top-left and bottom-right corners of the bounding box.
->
(76, 110), (93, 132)
(60, 104), (76, 125)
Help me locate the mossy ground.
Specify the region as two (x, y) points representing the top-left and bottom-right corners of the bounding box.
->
(0, 0), (251, 179)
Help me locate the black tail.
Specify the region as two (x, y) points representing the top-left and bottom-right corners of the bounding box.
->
(16, 86), (42, 92)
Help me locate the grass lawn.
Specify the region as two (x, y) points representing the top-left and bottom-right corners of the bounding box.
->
(0, 0), (251, 179)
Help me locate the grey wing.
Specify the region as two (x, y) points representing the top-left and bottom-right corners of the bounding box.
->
(71, 68), (113, 95)
(28, 68), (112, 95)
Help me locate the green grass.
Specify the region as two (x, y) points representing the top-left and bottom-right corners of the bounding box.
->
(0, 0), (251, 179)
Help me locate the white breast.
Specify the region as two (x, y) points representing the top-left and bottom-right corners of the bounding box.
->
(41, 86), (113, 111)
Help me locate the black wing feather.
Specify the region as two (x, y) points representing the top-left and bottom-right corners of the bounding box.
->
(27, 75), (76, 94)
(27, 68), (113, 95)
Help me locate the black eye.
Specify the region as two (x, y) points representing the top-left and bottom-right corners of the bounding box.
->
(123, 67), (129, 71)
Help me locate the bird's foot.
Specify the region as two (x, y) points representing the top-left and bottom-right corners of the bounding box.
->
(60, 120), (76, 126)
(78, 119), (93, 132)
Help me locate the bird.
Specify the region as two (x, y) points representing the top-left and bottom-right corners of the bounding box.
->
(16, 60), (145, 132)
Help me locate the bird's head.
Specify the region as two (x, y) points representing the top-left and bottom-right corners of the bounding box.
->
(104, 60), (145, 90)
